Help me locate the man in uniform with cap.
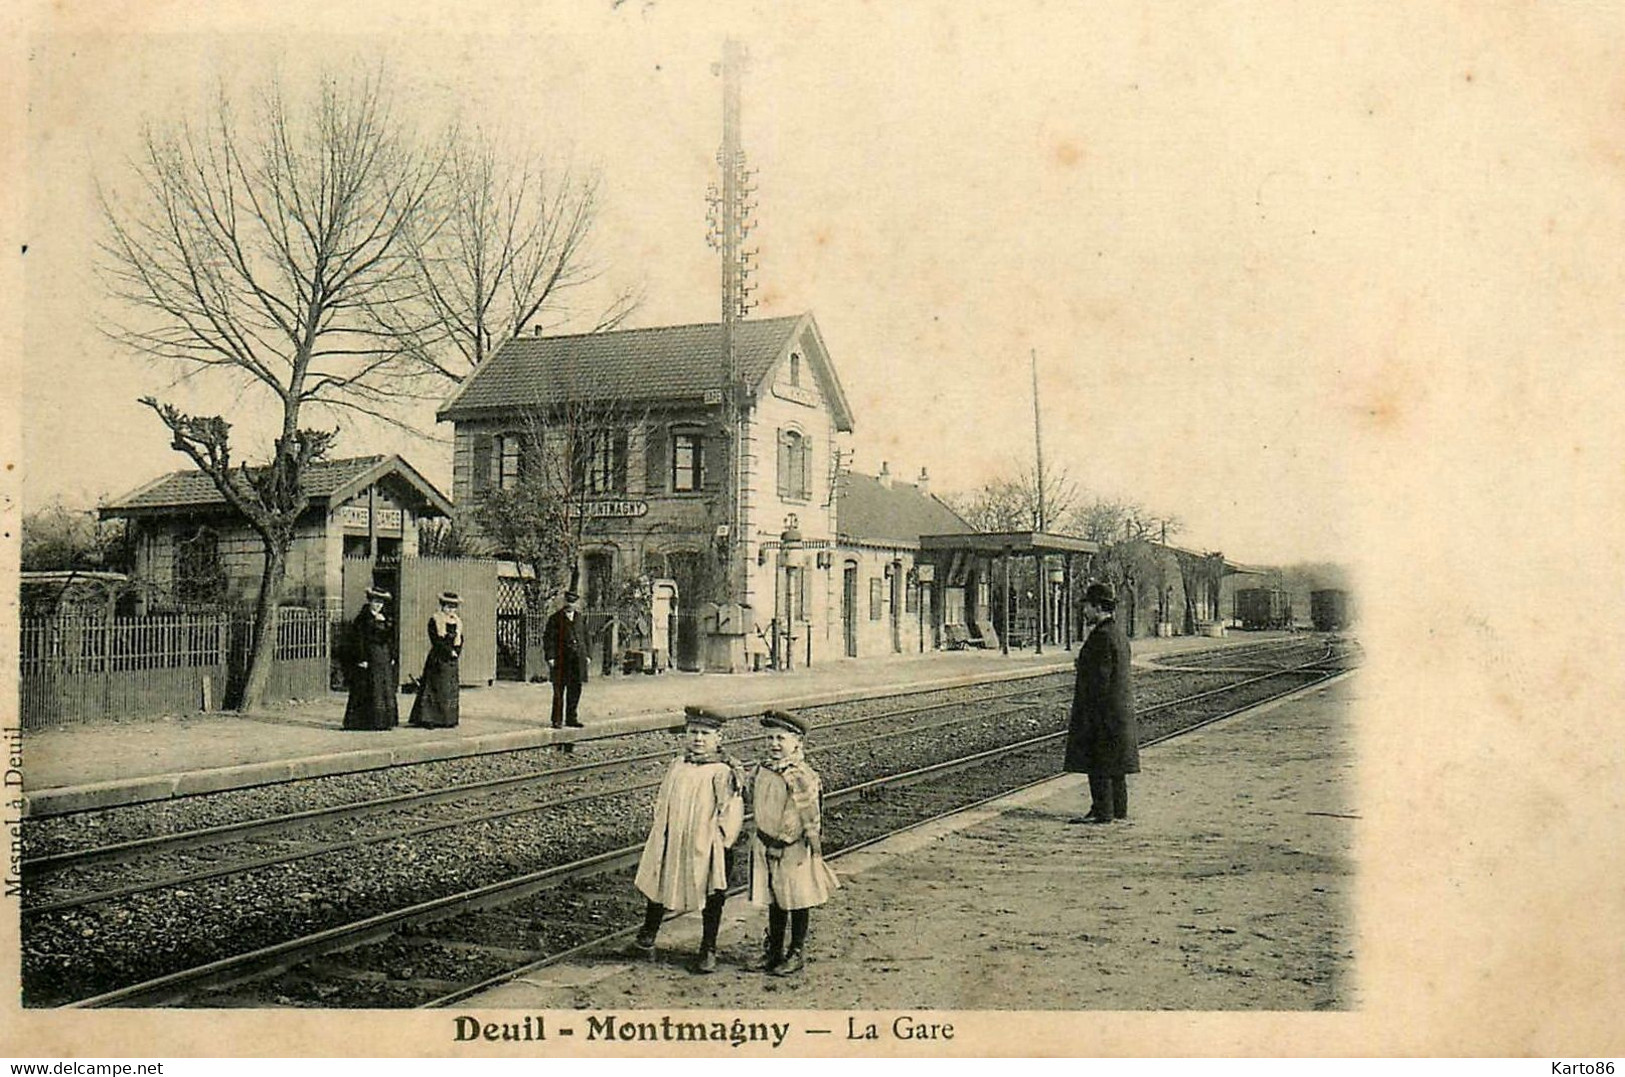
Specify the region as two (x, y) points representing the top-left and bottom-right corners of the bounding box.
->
(630, 705), (746, 972)
(1064, 582), (1140, 822)
(748, 709), (839, 975)
(343, 587), (399, 731)
(543, 590), (589, 728)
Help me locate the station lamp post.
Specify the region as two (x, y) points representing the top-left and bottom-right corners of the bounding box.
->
(775, 516), (802, 670)
(1048, 564), (1065, 646)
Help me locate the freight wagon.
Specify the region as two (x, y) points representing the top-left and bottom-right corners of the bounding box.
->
(1310, 588), (1352, 632)
(1235, 587), (1293, 630)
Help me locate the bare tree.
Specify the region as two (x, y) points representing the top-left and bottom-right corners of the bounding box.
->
(946, 465), (1080, 533)
(400, 131), (639, 380)
(470, 396), (652, 597)
(1061, 497), (1185, 637)
(21, 500), (131, 573)
(99, 72), (443, 709)
(416, 518), (479, 558)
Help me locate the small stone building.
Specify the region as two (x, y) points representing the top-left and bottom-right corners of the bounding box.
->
(101, 455), (452, 613)
(832, 465), (977, 658)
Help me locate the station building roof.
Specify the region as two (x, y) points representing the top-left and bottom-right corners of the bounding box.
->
(836, 472), (972, 548)
(918, 530), (1100, 556)
(437, 311), (855, 431)
(1155, 542), (1268, 576)
(100, 455), (452, 519)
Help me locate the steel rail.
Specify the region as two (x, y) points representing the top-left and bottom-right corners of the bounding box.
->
(26, 670), (1082, 875)
(420, 658), (1348, 1008)
(61, 653), (1346, 1009)
(28, 685), (1075, 916)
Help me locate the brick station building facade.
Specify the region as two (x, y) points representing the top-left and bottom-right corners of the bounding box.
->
(437, 312), (989, 669)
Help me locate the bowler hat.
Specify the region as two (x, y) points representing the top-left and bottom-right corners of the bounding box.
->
(760, 709), (808, 736)
(683, 705), (725, 731)
(366, 587), (391, 601)
(563, 590), (581, 603)
(438, 591), (461, 606)
(1083, 582), (1116, 609)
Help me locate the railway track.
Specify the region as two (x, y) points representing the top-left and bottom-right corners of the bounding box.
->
(20, 674), (1100, 909)
(22, 671), (1082, 855)
(33, 641), (1352, 1009)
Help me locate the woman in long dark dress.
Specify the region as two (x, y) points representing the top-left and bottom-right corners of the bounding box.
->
(343, 588), (399, 730)
(408, 591), (463, 728)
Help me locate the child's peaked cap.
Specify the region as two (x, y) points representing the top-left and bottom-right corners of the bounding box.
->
(760, 709), (809, 736)
(683, 704), (726, 730)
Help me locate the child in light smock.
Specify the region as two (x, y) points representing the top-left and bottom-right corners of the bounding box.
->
(748, 709), (839, 975)
(630, 705), (745, 973)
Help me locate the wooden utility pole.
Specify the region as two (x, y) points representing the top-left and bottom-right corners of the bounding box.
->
(1031, 348), (1046, 533)
(1032, 348), (1046, 651)
(708, 37), (757, 605)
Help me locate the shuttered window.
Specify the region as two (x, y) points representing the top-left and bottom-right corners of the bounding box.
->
(672, 431), (704, 493)
(645, 423), (668, 494)
(577, 429), (630, 495)
(778, 429), (811, 501)
(499, 433), (523, 490)
(471, 433), (494, 496)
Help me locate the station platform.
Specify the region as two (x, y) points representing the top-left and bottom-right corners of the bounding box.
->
(18, 632), (1288, 818)
(467, 673), (1356, 1015)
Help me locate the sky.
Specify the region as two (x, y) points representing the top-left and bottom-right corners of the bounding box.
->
(12, 1), (1624, 567)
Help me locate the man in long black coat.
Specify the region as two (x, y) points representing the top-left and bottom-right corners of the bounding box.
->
(544, 589), (589, 728)
(1064, 582), (1139, 823)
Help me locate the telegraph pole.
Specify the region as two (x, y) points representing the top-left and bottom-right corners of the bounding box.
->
(1032, 348), (1046, 533)
(707, 37), (758, 605)
(1032, 347), (1047, 651)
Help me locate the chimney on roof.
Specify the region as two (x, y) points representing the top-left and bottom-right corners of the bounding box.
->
(916, 466), (930, 496)
(533, 325), (544, 336)
(878, 461), (892, 489)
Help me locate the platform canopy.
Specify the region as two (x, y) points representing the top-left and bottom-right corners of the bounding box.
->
(918, 530), (1100, 556)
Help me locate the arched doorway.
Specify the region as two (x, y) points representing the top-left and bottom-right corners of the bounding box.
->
(659, 549), (710, 672)
(889, 561), (903, 653)
(842, 561), (858, 658)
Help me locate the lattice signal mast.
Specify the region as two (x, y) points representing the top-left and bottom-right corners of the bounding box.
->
(706, 36), (759, 602)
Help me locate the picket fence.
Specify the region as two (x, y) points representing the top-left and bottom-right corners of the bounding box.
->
(17, 609), (331, 729)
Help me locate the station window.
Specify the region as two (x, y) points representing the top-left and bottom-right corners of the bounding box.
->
(672, 431), (705, 492)
(869, 577), (883, 621)
(471, 433), (493, 496)
(499, 433), (524, 490)
(777, 429), (811, 501)
(174, 526), (225, 607)
(789, 352), (802, 387)
(575, 429), (629, 495)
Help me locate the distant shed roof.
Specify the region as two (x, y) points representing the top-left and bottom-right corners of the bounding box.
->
(437, 312), (854, 430)
(836, 472), (973, 547)
(101, 455), (451, 519)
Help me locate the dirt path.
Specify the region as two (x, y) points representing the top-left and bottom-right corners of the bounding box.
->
(474, 676), (1357, 1012)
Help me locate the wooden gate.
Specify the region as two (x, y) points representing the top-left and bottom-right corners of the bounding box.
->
(494, 576), (534, 681)
(397, 556), (499, 687)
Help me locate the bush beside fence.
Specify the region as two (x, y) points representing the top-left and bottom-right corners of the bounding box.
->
(18, 609), (331, 729)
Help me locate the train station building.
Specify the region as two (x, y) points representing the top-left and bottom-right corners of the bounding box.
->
(436, 311), (1058, 671)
